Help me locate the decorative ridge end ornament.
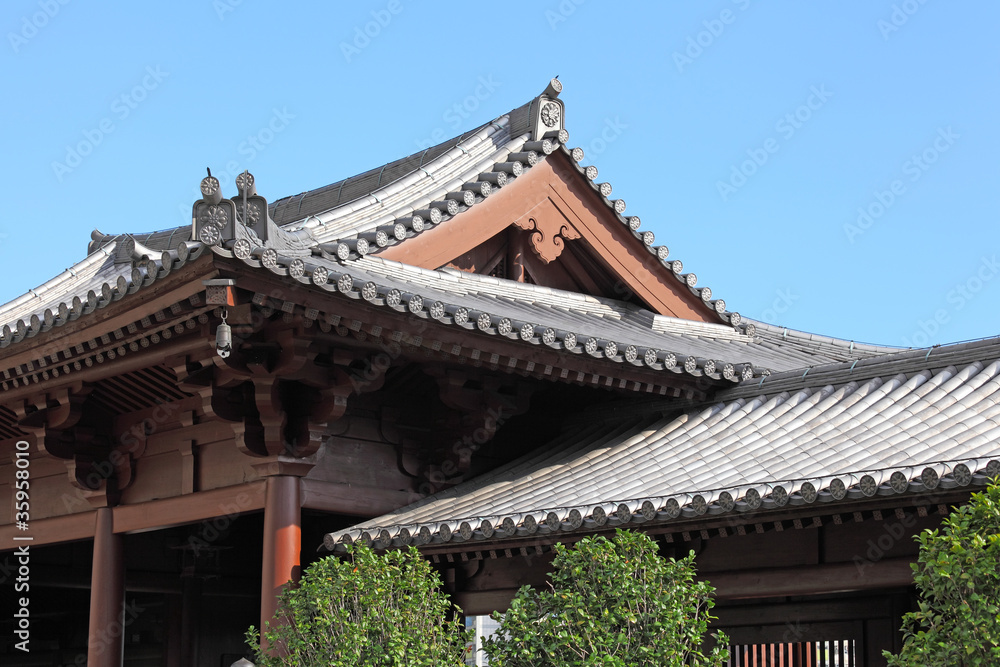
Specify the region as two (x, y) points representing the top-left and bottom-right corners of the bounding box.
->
(88, 228), (114, 255)
(193, 168), (237, 246)
(192, 168), (280, 249)
(531, 78), (565, 141)
(234, 169), (271, 243)
(543, 76), (562, 98)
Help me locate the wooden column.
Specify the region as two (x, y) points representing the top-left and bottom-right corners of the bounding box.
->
(87, 507), (125, 667)
(180, 577), (202, 665)
(260, 474), (302, 646)
(164, 594), (182, 667)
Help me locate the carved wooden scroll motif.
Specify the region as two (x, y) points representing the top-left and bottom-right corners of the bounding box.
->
(512, 200), (581, 264)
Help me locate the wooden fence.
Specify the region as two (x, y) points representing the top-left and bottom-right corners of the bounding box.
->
(726, 639), (857, 666)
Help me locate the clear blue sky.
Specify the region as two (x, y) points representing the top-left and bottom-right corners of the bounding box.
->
(2, 1), (997, 348)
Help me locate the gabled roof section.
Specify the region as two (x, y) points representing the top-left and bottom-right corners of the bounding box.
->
(208, 243), (896, 381)
(0, 221), (894, 393)
(0, 78), (905, 386)
(321, 337), (1000, 552)
(268, 81), (560, 246)
(25, 79), (746, 330)
(375, 149), (728, 323)
(183, 78), (746, 328)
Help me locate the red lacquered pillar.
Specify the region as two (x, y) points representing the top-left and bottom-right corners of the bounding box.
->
(88, 507), (125, 667)
(260, 474), (301, 652)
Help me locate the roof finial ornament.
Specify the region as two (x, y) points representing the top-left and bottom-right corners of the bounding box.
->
(234, 170), (267, 236)
(200, 168), (222, 205)
(235, 170), (256, 197)
(193, 168), (233, 244)
(544, 77), (562, 98)
(532, 78), (565, 141)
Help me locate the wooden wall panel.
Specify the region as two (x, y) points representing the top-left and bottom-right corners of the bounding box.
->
(821, 512), (938, 563)
(301, 479), (417, 517)
(119, 451), (184, 504)
(196, 438), (259, 491)
(313, 437), (414, 490)
(25, 469), (92, 519)
(695, 526), (820, 573)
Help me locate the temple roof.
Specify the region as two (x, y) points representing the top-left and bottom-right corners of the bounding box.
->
(0, 238), (206, 352)
(321, 337), (1000, 552)
(0, 80), (903, 386)
(1, 78), (996, 558)
(0, 224), (899, 392)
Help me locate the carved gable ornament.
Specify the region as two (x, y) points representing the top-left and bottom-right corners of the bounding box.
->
(511, 196), (581, 264)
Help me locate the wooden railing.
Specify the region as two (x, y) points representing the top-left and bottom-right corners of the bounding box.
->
(726, 639), (857, 666)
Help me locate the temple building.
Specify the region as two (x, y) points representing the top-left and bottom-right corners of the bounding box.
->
(1, 79), (997, 667)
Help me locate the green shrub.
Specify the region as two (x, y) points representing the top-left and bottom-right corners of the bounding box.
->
(247, 543), (469, 667)
(483, 529), (729, 666)
(885, 480), (1000, 666)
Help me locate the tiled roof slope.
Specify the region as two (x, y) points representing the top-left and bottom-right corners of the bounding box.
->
(83, 92), (542, 262)
(0, 236), (205, 350)
(321, 338), (1000, 552)
(203, 245), (894, 379)
(0, 229), (898, 386)
(744, 320), (901, 370)
(268, 99), (540, 229)
(333, 257), (893, 374)
(83, 80), (748, 326)
(0, 80), (903, 375)
(0, 243), (123, 330)
(0, 235), (896, 401)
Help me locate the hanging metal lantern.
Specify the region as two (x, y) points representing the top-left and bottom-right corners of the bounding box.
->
(216, 311), (232, 358)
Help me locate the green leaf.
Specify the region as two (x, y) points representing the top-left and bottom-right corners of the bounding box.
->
(482, 529), (729, 667)
(245, 543), (470, 667)
(885, 480), (1000, 666)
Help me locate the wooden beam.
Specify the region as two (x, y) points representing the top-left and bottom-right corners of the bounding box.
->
(452, 558), (917, 616)
(0, 334), (207, 405)
(707, 557), (916, 600)
(113, 481), (266, 534)
(0, 510), (98, 549)
(453, 588), (519, 617)
(1, 482), (267, 550)
(715, 597), (895, 627)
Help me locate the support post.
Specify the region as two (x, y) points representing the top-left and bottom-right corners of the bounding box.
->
(164, 594), (182, 667)
(88, 507), (125, 667)
(180, 577), (202, 665)
(260, 474), (302, 650)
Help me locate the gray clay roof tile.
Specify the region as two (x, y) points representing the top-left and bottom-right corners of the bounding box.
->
(321, 350), (1000, 551)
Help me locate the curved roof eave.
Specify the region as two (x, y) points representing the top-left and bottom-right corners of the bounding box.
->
(321, 350), (1000, 553)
